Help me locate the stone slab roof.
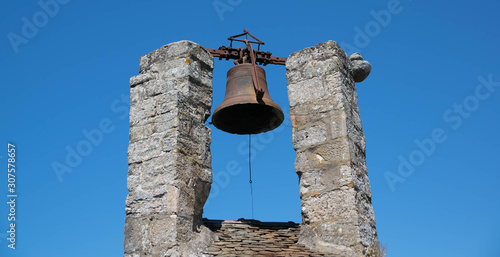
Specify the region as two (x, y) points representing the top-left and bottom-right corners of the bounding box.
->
(203, 219), (335, 257)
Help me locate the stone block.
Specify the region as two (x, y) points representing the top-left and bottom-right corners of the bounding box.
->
(184, 78), (212, 108)
(339, 165), (356, 186)
(286, 41), (350, 83)
(347, 122), (363, 149)
(325, 73), (350, 102)
(153, 91), (179, 115)
(129, 112), (180, 143)
(177, 139), (211, 168)
(292, 123), (328, 150)
(355, 171), (371, 199)
(162, 128), (185, 152)
(294, 150), (311, 173)
(298, 224), (359, 257)
(129, 122), (155, 142)
(301, 189), (357, 224)
(124, 214), (192, 256)
(143, 79), (178, 97)
(126, 184), (181, 214)
(130, 73), (155, 87)
(314, 216), (360, 248)
(311, 139), (351, 166)
(348, 138), (367, 170)
(286, 41), (344, 70)
(332, 89), (350, 111)
(130, 84), (148, 105)
(298, 170), (326, 196)
(127, 131), (177, 164)
(139, 40), (213, 73)
(129, 97), (156, 125)
(359, 220), (376, 247)
(290, 114), (308, 129)
(287, 77), (326, 107)
(351, 109), (363, 131)
(301, 57), (340, 81)
(298, 164), (358, 198)
(200, 68), (214, 87)
(285, 69), (303, 85)
(330, 111), (348, 140)
(356, 193), (376, 226)
(127, 154), (180, 189)
(152, 58), (196, 80)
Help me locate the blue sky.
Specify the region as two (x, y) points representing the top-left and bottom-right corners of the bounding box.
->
(1, 0), (499, 256)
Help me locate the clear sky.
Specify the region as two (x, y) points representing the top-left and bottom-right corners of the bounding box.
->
(1, 0), (499, 256)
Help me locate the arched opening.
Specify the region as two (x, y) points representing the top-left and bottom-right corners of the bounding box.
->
(203, 60), (301, 223)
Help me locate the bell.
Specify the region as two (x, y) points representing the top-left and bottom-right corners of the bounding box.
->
(212, 63), (284, 134)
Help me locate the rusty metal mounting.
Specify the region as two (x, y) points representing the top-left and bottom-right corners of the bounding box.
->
(206, 29), (286, 100)
(205, 29), (287, 66)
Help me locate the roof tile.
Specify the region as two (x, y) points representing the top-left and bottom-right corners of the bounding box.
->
(203, 219), (337, 256)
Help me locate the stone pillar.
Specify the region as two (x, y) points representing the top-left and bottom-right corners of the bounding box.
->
(124, 40), (214, 256)
(286, 41), (379, 257)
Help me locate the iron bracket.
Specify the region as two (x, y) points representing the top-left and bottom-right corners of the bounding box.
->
(205, 29), (287, 66)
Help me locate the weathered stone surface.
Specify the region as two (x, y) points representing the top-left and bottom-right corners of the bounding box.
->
(350, 53), (372, 83)
(125, 40), (214, 257)
(287, 77), (328, 107)
(124, 214), (180, 255)
(298, 164), (358, 198)
(124, 39), (379, 257)
(139, 40), (214, 73)
(287, 41), (378, 256)
(292, 123), (328, 150)
(130, 73), (155, 87)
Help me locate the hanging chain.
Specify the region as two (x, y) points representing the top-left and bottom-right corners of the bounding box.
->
(249, 134), (254, 219)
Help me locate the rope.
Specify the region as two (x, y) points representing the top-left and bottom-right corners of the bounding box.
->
(249, 134), (254, 219)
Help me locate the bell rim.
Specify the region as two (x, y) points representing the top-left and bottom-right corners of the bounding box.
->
(213, 94), (283, 114)
(212, 103), (285, 135)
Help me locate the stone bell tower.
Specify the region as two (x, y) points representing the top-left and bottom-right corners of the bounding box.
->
(124, 39), (379, 256)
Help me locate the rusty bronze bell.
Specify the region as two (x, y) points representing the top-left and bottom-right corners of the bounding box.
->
(212, 63), (284, 134)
